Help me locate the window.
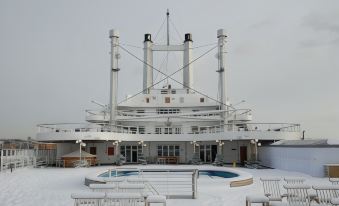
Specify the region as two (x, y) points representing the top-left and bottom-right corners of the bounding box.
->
(157, 108), (180, 114)
(138, 126), (145, 134)
(107, 147), (114, 156)
(191, 126), (199, 133)
(161, 90), (168, 94)
(200, 98), (205, 103)
(171, 90), (176, 94)
(146, 98), (149, 103)
(155, 128), (162, 134)
(90, 147), (97, 155)
(130, 127), (137, 134)
(157, 145), (180, 156)
(165, 97), (170, 103)
(175, 128), (181, 134)
(164, 128), (173, 134)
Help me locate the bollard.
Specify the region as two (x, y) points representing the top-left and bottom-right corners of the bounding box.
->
(232, 161), (236, 167)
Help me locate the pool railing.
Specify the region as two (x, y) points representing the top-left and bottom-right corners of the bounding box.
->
(105, 168), (199, 199)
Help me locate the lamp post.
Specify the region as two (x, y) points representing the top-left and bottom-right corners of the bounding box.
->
(138, 140), (147, 154)
(251, 139), (261, 161)
(112, 140), (122, 155)
(76, 140), (86, 163)
(216, 140), (225, 154)
(190, 141), (200, 153)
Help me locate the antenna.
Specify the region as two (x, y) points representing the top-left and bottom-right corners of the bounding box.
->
(166, 9), (170, 46)
(91, 100), (107, 108)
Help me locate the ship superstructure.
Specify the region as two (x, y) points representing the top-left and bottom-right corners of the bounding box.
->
(36, 11), (301, 164)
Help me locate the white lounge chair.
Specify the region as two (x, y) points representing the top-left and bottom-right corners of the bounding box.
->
(104, 177), (125, 187)
(127, 177), (148, 184)
(284, 177), (306, 185)
(89, 183), (116, 192)
(105, 193), (143, 206)
(146, 195), (167, 206)
(260, 178), (285, 202)
(312, 185), (339, 205)
(118, 183), (145, 193)
(71, 192), (105, 206)
(329, 178), (339, 185)
(245, 195), (269, 206)
(284, 184), (311, 206)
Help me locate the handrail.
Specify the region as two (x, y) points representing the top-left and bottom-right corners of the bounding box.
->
(37, 122), (300, 134)
(104, 168), (198, 198)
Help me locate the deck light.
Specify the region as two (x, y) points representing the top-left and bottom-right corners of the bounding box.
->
(76, 140), (86, 165)
(216, 140), (224, 154)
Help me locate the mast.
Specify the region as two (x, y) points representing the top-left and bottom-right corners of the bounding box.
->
(166, 9), (170, 46)
(109, 29), (120, 129)
(217, 29), (228, 126)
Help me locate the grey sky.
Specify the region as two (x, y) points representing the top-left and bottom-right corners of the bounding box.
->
(0, 0), (338, 139)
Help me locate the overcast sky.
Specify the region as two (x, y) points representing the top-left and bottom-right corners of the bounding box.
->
(0, 0), (338, 140)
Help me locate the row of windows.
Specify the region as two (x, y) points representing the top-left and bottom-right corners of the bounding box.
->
(145, 97), (205, 103)
(157, 145), (180, 157)
(155, 127), (182, 134)
(0, 150), (15, 156)
(156, 108), (180, 114)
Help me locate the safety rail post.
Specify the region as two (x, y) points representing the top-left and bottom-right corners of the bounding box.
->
(192, 169), (198, 199)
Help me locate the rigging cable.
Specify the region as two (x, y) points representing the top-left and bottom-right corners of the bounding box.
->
(153, 16), (167, 42)
(169, 18), (183, 42)
(117, 44), (228, 107)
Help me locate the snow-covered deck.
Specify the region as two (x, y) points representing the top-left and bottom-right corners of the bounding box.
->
(0, 165), (331, 206)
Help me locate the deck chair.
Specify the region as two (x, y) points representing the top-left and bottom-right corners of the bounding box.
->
(212, 154), (224, 166)
(284, 184), (311, 206)
(284, 177), (306, 185)
(191, 152), (201, 165)
(71, 192), (105, 206)
(138, 153), (147, 165)
(329, 178), (339, 185)
(89, 183), (116, 193)
(105, 193), (143, 206)
(260, 178), (285, 202)
(312, 185), (339, 205)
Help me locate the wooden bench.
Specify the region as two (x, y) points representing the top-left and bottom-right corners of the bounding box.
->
(157, 156), (178, 164)
(230, 177), (253, 187)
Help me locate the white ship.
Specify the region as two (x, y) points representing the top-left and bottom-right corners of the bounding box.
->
(36, 11), (301, 165)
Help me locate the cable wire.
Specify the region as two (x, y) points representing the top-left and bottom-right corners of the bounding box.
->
(117, 44), (225, 106)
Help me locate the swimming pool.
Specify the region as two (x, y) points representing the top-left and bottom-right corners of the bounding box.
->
(98, 169), (239, 178)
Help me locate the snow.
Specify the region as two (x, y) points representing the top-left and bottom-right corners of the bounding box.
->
(0, 165), (332, 206)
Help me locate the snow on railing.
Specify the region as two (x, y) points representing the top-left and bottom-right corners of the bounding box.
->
(37, 122), (300, 134)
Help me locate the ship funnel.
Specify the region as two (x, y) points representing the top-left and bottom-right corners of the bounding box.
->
(183, 33), (193, 93)
(143, 34), (153, 94)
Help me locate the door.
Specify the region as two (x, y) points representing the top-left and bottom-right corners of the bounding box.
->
(240, 146), (247, 164)
(199, 145), (218, 163)
(211, 145), (218, 162)
(132, 146), (138, 162)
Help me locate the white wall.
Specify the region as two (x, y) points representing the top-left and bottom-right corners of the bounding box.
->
(259, 146), (339, 177)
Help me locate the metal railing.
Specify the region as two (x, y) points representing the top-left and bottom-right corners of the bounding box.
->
(105, 168), (198, 199)
(37, 122), (300, 134)
(0, 149), (36, 172)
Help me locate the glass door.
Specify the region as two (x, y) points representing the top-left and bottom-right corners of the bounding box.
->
(199, 145), (218, 163)
(120, 145), (142, 163)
